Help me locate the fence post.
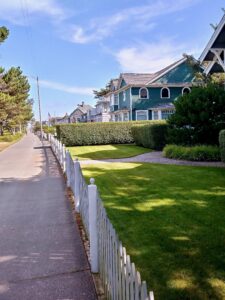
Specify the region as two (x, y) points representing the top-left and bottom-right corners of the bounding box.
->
(66, 150), (71, 188)
(88, 178), (99, 273)
(62, 144), (66, 172)
(74, 158), (80, 212)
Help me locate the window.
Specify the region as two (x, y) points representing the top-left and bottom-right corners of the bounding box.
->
(161, 110), (174, 120)
(139, 88), (148, 99)
(123, 112), (129, 121)
(153, 111), (159, 120)
(114, 95), (119, 105)
(136, 110), (148, 121)
(123, 91), (126, 101)
(182, 87), (191, 95)
(161, 87), (170, 98)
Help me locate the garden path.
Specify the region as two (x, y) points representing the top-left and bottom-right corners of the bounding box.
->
(81, 151), (225, 168)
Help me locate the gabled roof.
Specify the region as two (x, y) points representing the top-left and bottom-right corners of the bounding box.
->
(70, 104), (93, 117)
(118, 73), (155, 87)
(146, 57), (187, 84)
(200, 13), (225, 62)
(111, 79), (119, 90)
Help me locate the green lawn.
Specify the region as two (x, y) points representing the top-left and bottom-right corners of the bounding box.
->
(82, 162), (225, 300)
(68, 144), (151, 160)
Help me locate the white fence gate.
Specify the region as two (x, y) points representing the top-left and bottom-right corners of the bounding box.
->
(47, 133), (154, 300)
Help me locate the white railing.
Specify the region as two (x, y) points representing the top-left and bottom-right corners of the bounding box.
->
(48, 134), (154, 300)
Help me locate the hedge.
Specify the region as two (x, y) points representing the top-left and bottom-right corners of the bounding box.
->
(163, 144), (221, 161)
(131, 123), (168, 150)
(56, 121), (156, 146)
(219, 130), (225, 162)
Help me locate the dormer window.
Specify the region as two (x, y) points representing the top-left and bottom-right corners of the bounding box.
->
(139, 88), (148, 99)
(161, 87), (170, 99)
(182, 87), (191, 95)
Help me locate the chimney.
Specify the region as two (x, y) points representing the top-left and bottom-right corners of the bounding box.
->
(82, 101), (84, 106)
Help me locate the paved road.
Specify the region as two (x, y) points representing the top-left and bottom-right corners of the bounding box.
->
(0, 134), (97, 300)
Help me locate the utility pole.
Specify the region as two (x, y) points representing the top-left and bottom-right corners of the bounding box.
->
(36, 76), (43, 142)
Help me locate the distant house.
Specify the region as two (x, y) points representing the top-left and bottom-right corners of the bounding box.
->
(69, 102), (93, 123)
(107, 57), (199, 121)
(90, 95), (111, 122)
(56, 113), (69, 124)
(49, 114), (69, 125)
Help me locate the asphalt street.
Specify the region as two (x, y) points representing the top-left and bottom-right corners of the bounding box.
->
(0, 134), (97, 300)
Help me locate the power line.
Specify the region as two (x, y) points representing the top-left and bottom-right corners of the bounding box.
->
(19, 0), (38, 74)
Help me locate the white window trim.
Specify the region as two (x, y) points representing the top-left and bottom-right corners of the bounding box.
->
(139, 87), (149, 99)
(182, 87), (191, 96)
(123, 91), (126, 101)
(152, 110), (159, 120)
(123, 112), (129, 122)
(136, 110), (148, 121)
(160, 87), (170, 99)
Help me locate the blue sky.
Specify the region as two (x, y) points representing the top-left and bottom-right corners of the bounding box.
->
(0, 0), (224, 120)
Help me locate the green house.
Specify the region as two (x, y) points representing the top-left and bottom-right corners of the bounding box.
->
(109, 57), (197, 121)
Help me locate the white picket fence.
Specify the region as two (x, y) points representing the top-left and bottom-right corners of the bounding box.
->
(47, 133), (154, 300)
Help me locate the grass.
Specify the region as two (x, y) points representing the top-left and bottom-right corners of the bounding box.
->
(0, 133), (23, 152)
(68, 144), (151, 160)
(81, 162), (225, 300)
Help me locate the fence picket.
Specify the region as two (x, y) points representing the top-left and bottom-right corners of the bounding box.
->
(49, 134), (154, 300)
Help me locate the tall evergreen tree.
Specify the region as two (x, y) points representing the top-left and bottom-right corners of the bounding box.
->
(0, 67), (33, 134)
(0, 26), (9, 44)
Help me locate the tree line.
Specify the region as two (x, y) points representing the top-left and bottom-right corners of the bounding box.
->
(0, 26), (33, 135)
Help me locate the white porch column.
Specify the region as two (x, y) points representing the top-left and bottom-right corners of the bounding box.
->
(158, 110), (162, 120)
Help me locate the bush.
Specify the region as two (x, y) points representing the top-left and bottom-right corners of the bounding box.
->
(163, 144), (221, 161)
(43, 125), (55, 134)
(0, 133), (23, 142)
(56, 121), (155, 146)
(131, 123), (168, 150)
(168, 84), (225, 145)
(219, 130), (225, 162)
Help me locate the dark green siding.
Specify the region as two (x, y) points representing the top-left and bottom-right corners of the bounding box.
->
(131, 87), (182, 110)
(119, 88), (130, 110)
(120, 79), (127, 88)
(155, 62), (196, 84)
(130, 86), (186, 120)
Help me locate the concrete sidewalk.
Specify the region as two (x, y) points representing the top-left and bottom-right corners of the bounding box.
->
(0, 134), (97, 300)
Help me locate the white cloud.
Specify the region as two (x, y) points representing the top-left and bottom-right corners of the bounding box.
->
(115, 40), (186, 73)
(69, 13), (126, 44)
(0, 0), (67, 25)
(68, 0), (201, 44)
(39, 79), (95, 96)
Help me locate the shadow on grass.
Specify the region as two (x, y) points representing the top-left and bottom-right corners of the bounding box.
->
(68, 144), (151, 160)
(82, 163), (225, 300)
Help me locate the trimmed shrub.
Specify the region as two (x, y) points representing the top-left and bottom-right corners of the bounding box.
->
(163, 144), (221, 161)
(56, 121), (155, 146)
(167, 127), (195, 146)
(43, 125), (55, 135)
(131, 123), (168, 150)
(219, 130), (225, 162)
